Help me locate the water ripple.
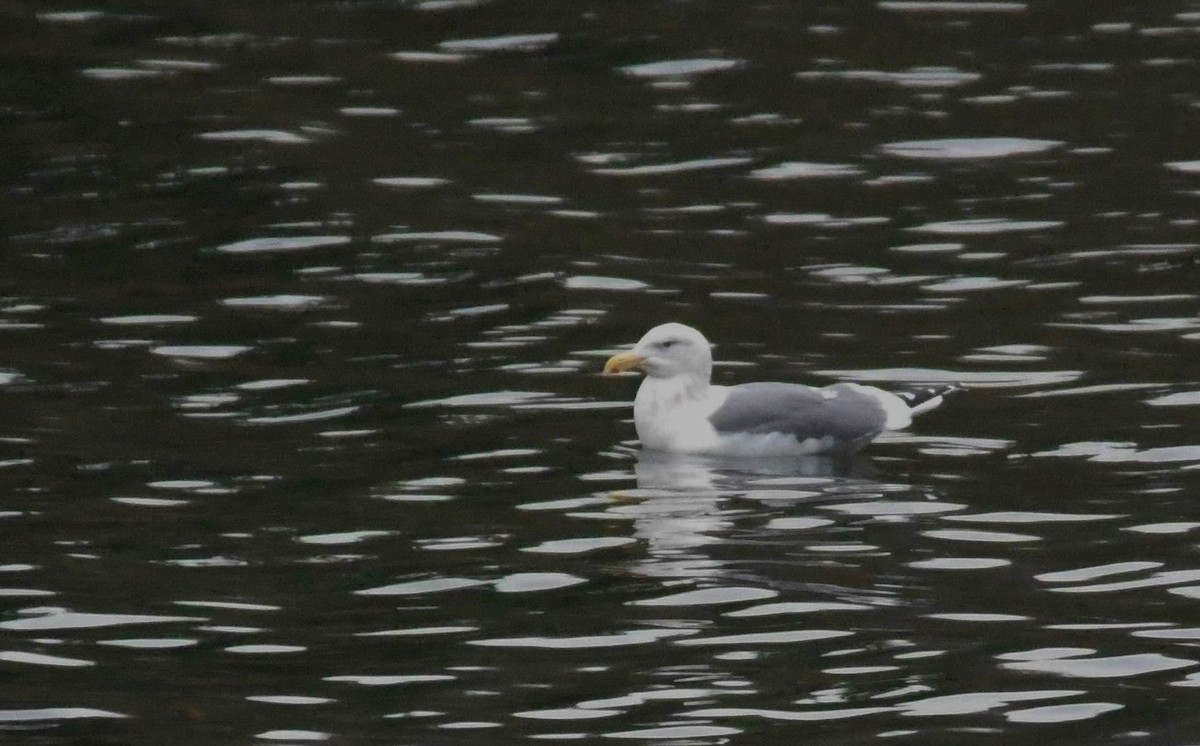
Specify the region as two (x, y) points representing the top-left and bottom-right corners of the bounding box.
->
(198, 130), (310, 145)
(725, 602), (873, 617)
(944, 511), (1121, 524)
(521, 537), (637, 554)
(0, 650), (94, 667)
(816, 367), (1082, 388)
(151, 344), (251, 359)
(256, 730), (332, 741)
(325, 674), (456, 686)
(683, 706), (890, 722)
(0, 610), (204, 631)
(356, 577), (490, 596)
(881, 138), (1062, 159)
(591, 157), (752, 176)
(438, 33), (559, 53)
(1005, 701), (1123, 723)
(221, 295), (326, 309)
(899, 690), (1082, 717)
(493, 573), (587, 593)
(605, 725), (743, 739)
(674, 629), (853, 647)
(797, 67), (982, 89)
(1044, 569), (1200, 594)
(514, 706), (622, 720)
(1002, 653), (1196, 679)
(1036, 562), (1162, 583)
(750, 162), (864, 180)
(0, 708), (127, 722)
(621, 59), (743, 78)
(629, 586), (778, 607)
(909, 218), (1064, 235)
(923, 529), (1040, 543)
(470, 629), (694, 649)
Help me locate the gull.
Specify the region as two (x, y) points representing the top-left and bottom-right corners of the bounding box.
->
(603, 322), (956, 456)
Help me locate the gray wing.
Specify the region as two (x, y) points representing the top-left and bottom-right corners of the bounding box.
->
(708, 382), (888, 449)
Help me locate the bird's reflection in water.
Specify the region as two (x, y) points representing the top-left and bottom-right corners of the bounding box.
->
(609, 450), (879, 579)
(633, 449), (877, 491)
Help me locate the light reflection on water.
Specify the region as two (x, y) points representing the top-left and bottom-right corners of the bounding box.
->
(3, 0), (1200, 742)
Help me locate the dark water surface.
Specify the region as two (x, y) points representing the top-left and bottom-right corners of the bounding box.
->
(3, 1), (1200, 743)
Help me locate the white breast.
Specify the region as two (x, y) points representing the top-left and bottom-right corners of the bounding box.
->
(633, 378), (727, 453)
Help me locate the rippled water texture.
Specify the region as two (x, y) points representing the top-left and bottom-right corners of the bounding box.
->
(3, 1), (1200, 743)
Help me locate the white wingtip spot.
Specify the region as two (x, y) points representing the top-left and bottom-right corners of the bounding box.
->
(908, 395), (944, 417)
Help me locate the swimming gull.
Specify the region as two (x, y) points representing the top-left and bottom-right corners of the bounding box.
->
(603, 322), (956, 456)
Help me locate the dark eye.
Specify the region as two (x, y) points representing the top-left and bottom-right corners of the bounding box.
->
(659, 339), (677, 349)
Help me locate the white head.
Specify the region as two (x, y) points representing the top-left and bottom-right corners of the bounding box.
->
(603, 322), (713, 382)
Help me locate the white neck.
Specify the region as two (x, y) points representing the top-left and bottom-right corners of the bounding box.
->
(641, 371), (709, 401)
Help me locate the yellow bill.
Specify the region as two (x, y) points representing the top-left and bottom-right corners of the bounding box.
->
(603, 351), (644, 375)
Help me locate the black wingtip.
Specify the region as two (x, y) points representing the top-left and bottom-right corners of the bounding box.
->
(895, 384), (963, 411)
